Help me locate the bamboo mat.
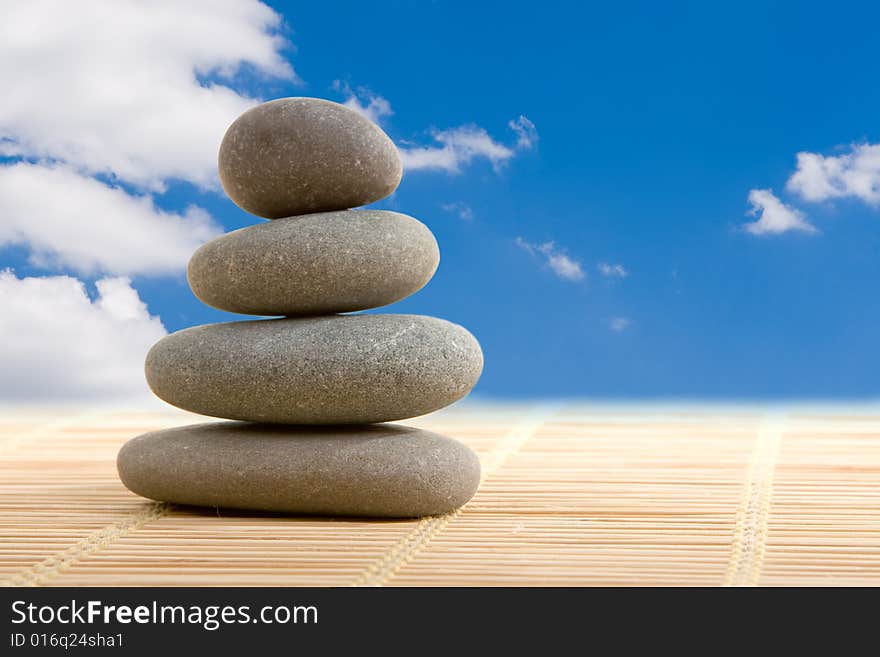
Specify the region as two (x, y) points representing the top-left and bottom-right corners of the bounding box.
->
(1, 402), (879, 587)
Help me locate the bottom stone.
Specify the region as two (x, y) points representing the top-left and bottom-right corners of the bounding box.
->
(117, 422), (481, 518)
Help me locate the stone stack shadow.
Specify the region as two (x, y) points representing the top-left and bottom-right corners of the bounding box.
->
(117, 98), (483, 518)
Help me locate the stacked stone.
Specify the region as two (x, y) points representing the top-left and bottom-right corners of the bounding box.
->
(117, 98), (484, 518)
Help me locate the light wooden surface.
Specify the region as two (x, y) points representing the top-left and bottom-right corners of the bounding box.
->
(1, 402), (879, 586)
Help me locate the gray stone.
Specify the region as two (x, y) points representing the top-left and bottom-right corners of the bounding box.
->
(218, 98), (402, 219)
(117, 422), (481, 517)
(188, 210), (439, 316)
(145, 314), (483, 424)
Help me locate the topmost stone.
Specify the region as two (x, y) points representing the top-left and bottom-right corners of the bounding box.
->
(218, 98), (402, 219)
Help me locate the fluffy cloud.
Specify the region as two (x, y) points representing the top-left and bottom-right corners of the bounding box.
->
(0, 0), (293, 191)
(0, 1), (277, 276)
(0, 163), (221, 275)
(0, 1), (295, 401)
(744, 189), (817, 236)
(515, 237), (585, 281)
(333, 81), (393, 126)
(441, 202), (474, 221)
(0, 270), (166, 400)
(399, 125), (518, 173)
(607, 317), (631, 332)
(332, 81), (537, 174)
(598, 262), (628, 278)
(398, 115), (540, 173)
(786, 144), (880, 205)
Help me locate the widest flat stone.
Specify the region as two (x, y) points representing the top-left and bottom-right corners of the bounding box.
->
(145, 315), (483, 424)
(117, 422), (481, 517)
(219, 97), (402, 219)
(188, 210), (439, 316)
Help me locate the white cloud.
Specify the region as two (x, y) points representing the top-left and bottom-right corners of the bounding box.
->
(0, 270), (166, 400)
(509, 116), (539, 150)
(743, 189), (817, 236)
(607, 317), (631, 332)
(598, 262), (628, 278)
(333, 81), (393, 126)
(399, 125), (517, 173)
(0, 163), (222, 276)
(516, 237), (585, 282)
(441, 202), (474, 221)
(399, 117), (538, 173)
(786, 144), (880, 205)
(332, 81), (537, 174)
(0, 0), (294, 191)
(0, 1), (295, 401)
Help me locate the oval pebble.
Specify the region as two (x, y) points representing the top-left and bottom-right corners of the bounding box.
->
(219, 97), (402, 219)
(188, 210), (439, 316)
(118, 422), (481, 517)
(145, 314), (483, 424)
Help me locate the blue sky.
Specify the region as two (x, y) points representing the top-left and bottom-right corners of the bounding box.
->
(1, 1), (878, 401)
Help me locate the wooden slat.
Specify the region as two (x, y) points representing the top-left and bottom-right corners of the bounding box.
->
(1, 403), (879, 586)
